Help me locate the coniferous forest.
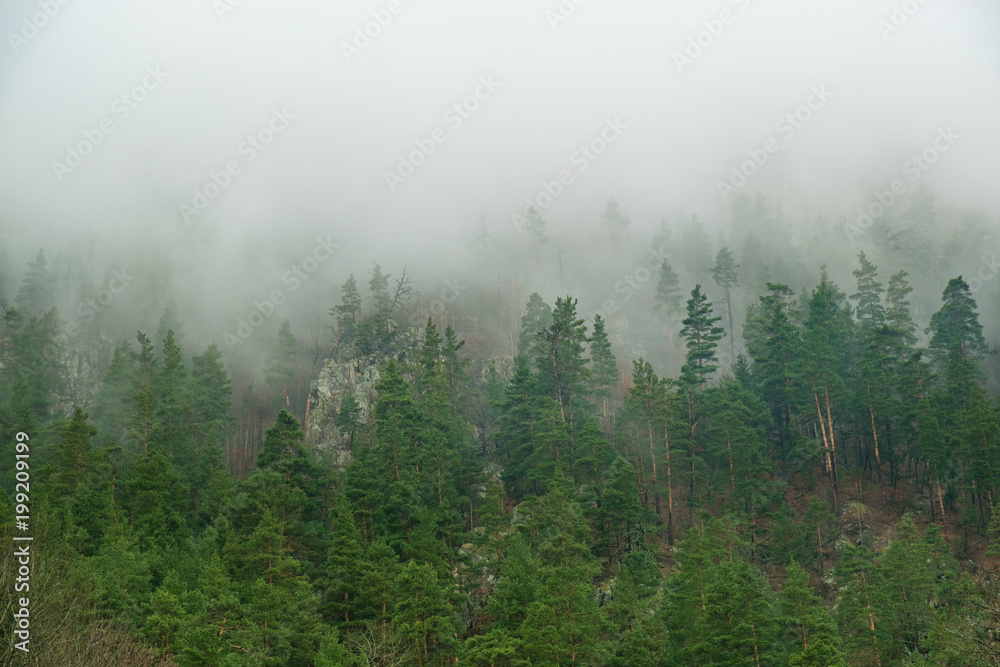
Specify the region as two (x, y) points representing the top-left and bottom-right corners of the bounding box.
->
(3, 4), (1000, 666)
(1, 190), (999, 666)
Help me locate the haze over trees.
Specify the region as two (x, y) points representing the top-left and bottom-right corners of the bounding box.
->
(1, 189), (999, 665)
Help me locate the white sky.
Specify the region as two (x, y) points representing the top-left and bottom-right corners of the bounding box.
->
(1, 0), (998, 253)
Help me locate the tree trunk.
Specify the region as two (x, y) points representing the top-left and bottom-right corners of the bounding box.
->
(664, 419), (674, 545)
(813, 389), (838, 513)
(867, 386), (884, 499)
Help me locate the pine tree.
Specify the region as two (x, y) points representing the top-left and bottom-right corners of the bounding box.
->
(604, 550), (666, 667)
(680, 214), (714, 284)
(357, 538), (402, 631)
(589, 314), (618, 422)
(518, 293), (551, 359)
(663, 518), (776, 666)
(885, 270), (917, 346)
(679, 285), (725, 388)
(257, 410), (313, 484)
(712, 246), (741, 360)
(46, 407), (99, 502)
(627, 359), (665, 524)
(836, 543), (889, 666)
(15, 248), (55, 316)
(188, 342), (232, 523)
(266, 319), (298, 408)
(142, 573), (187, 658)
(800, 270), (854, 512)
(324, 498), (367, 627)
(957, 384), (999, 533)
(601, 198), (630, 246)
(495, 356), (544, 498)
(524, 205), (548, 267)
(487, 534), (541, 631)
(89, 341), (138, 446)
(153, 329), (189, 461)
(392, 559), (459, 665)
(334, 391), (363, 448)
(878, 514), (947, 658)
(596, 456), (652, 564)
(369, 262), (392, 317)
(851, 251), (886, 333)
(2, 307), (62, 422)
(125, 451), (191, 555)
(928, 276), (988, 360)
(778, 562), (845, 666)
(155, 301), (185, 351)
(572, 419), (615, 488)
(236, 508), (324, 666)
(519, 469), (608, 666)
(654, 259), (683, 352)
(743, 283), (803, 454)
(533, 296), (589, 425)
(463, 628), (527, 666)
(441, 324), (469, 413)
(706, 377), (774, 541)
(331, 273), (363, 360)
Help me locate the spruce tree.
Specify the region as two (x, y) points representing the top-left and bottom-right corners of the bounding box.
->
(324, 498), (367, 627)
(519, 469), (607, 666)
(46, 407), (99, 502)
(589, 314), (618, 422)
(188, 342), (232, 523)
(679, 284), (724, 388)
(153, 329), (189, 461)
(236, 508), (324, 666)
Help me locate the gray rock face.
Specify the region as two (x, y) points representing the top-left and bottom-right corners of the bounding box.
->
(55, 332), (117, 417)
(307, 354), (381, 467)
(306, 326), (425, 467)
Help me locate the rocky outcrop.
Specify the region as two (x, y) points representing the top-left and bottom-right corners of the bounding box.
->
(55, 331), (117, 417)
(306, 326), (424, 466)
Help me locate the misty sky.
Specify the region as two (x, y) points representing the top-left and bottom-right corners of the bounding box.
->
(2, 0), (999, 260)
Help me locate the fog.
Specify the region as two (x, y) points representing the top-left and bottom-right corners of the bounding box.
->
(1, 0), (999, 378)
